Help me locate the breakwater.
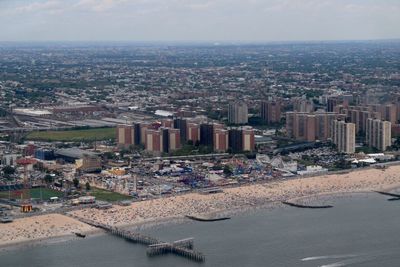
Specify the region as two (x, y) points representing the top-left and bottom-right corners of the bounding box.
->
(282, 201), (333, 209)
(374, 190), (400, 198)
(186, 215), (230, 222)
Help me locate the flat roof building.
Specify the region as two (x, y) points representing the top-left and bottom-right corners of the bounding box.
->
(214, 129), (229, 152)
(331, 120), (356, 154)
(116, 124), (135, 148)
(261, 100), (281, 124)
(366, 119), (391, 151)
(228, 102), (248, 124)
(286, 111), (341, 142)
(187, 123), (200, 144)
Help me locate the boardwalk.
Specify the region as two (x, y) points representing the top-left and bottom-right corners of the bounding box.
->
(70, 216), (205, 262)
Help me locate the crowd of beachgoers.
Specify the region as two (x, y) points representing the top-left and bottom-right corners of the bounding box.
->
(1, 165), (400, 247)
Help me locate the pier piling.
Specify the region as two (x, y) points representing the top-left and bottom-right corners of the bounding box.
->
(70, 216), (205, 262)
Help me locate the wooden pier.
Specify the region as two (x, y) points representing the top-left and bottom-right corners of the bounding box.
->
(71, 216), (205, 262)
(147, 238), (204, 262)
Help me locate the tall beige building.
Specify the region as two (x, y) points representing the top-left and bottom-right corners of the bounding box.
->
(261, 100), (281, 124)
(331, 120), (356, 154)
(228, 102), (248, 124)
(382, 104), (397, 124)
(116, 124), (135, 148)
(145, 128), (181, 155)
(286, 111), (340, 142)
(340, 104), (397, 135)
(214, 129), (229, 152)
(242, 126), (255, 151)
(292, 98), (314, 113)
(366, 119), (392, 151)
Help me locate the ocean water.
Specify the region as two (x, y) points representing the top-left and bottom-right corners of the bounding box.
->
(1, 193), (400, 267)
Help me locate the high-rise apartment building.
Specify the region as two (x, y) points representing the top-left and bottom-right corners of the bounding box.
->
(327, 97), (340, 112)
(133, 123), (141, 145)
(261, 100), (281, 124)
(161, 119), (174, 128)
(116, 124), (135, 148)
(242, 126), (255, 152)
(145, 129), (163, 154)
(145, 128), (181, 154)
(228, 128), (243, 153)
(187, 123), (200, 143)
(200, 123), (215, 147)
(338, 105), (388, 135)
(366, 119), (391, 151)
(331, 120), (356, 154)
(167, 128), (181, 152)
(292, 98), (314, 113)
(381, 104), (397, 124)
(214, 129), (229, 152)
(326, 95), (351, 112)
(228, 127), (255, 152)
(228, 102), (248, 124)
(286, 111), (340, 142)
(173, 118), (188, 143)
(138, 122), (151, 145)
(161, 128), (181, 153)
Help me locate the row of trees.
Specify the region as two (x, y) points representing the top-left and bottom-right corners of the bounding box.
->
(72, 177), (91, 191)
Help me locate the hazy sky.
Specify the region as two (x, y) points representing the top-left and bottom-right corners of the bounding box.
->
(0, 0), (399, 42)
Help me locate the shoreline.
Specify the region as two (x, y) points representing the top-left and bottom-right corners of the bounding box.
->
(2, 188), (398, 253)
(1, 165), (400, 251)
(0, 188), (398, 253)
(2, 187), (399, 252)
(0, 229), (103, 253)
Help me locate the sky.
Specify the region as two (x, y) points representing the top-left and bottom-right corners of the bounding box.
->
(0, 0), (399, 42)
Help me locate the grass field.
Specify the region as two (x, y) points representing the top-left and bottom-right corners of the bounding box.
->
(26, 127), (115, 142)
(0, 188), (63, 200)
(88, 187), (132, 202)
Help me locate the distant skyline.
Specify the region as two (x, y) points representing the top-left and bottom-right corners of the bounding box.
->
(0, 0), (399, 42)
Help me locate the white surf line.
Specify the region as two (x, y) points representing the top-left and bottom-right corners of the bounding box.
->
(301, 254), (358, 261)
(319, 255), (377, 267)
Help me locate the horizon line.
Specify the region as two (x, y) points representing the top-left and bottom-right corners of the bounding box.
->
(0, 38), (399, 45)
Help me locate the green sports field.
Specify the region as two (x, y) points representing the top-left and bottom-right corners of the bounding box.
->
(0, 188), (63, 200)
(88, 188), (132, 202)
(26, 127), (116, 142)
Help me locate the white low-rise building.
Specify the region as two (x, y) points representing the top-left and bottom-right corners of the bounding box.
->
(297, 165), (328, 176)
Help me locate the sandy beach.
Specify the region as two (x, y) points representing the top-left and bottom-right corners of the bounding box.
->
(69, 165), (400, 227)
(1, 165), (400, 248)
(0, 214), (96, 249)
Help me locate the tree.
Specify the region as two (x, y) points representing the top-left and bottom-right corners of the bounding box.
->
(2, 166), (15, 179)
(85, 182), (91, 191)
(244, 152), (256, 159)
(44, 174), (54, 185)
(103, 152), (116, 160)
(73, 178), (80, 188)
(223, 165), (233, 176)
(119, 148), (129, 158)
(391, 136), (400, 150)
(334, 158), (351, 170)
